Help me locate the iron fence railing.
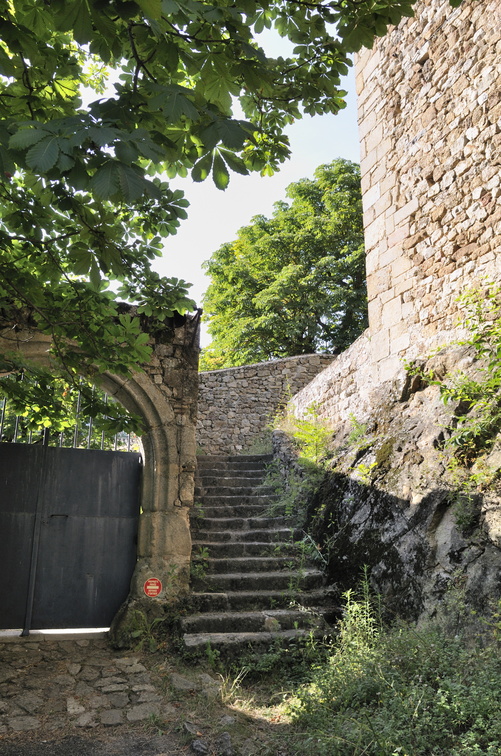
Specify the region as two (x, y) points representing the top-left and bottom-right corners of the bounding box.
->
(0, 392), (140, 452)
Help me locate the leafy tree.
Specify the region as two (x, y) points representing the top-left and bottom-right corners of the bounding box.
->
(201, 159), (366, 368)
(0, 0), (460, 426)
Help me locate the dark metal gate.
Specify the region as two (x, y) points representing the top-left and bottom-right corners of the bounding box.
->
(0, 442), (141, 632)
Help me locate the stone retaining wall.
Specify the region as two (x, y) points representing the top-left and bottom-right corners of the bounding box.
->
(355, 0), (500, 384)
(197, 354), (336, 454)
(290, 330), (378, 429)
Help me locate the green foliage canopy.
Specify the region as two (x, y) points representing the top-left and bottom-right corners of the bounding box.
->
(201, 159), (367, 367)
(0, 0), (461, 424)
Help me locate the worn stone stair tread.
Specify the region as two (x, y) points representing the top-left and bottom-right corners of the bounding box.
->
(193, 528), (296, 543)
(195, 486), (277, 497)
(201, 556), (299, 573)
(194, 569), (324, 592)
(181, 608), (325, 633)
(196, 505), (268, 517)
(192, 538), (290, 544)
(191, 541), (295, 557)
(197, 454), (273, 463)
(191, 588), (330, 600)
(196, 474), (267, 484)
(194, 516), (294, 528)
(195, 494), (281, 503)
(200, 568), (321, 579)
(183, 627), (316, 649)
(189, 589), (338, 613)
(196, 466), (270, 473)
(195, 483), (269, 493)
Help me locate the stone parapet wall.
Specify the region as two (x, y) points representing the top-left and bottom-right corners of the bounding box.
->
(197, 354), (336, 454)
(355, 0), (500, 384)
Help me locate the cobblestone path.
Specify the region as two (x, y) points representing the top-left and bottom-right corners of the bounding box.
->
(0, 637), (186, 755)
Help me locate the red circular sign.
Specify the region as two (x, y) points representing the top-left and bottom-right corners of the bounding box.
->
(143, 578), (162, 597)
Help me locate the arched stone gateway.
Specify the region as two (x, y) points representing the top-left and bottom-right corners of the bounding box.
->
(0, 312), (200, 636)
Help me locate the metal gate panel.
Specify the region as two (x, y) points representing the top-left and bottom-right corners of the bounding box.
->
(32, 513), (137, 628)
(0, 443), (141, 631)
(0, 444), (44, 629)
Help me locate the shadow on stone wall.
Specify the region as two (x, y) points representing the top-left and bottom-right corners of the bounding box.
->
(304, 469), (501, 627)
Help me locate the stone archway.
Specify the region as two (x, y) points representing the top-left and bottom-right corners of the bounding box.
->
(0, 314), (200, 622)
(99, 367), (196, 602)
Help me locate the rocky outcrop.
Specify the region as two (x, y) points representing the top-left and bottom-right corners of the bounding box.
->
(278, 346), (501, 624)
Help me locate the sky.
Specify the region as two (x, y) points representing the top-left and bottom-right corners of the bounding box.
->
(152, 67), (361, 346)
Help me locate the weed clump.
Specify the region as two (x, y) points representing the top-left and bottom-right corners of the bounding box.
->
(286, 576), (501, 756)
(405, 282), (501, 467)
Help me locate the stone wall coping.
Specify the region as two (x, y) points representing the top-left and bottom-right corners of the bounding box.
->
(199, 353), (336, 376)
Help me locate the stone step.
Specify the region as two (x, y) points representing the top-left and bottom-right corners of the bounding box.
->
(192, 556), (298, 574)
(196, 465), (270, 475)
(196, 476), (268, 490)
(198, 467), (266, 485)
(193, 527), (295, 543)
(181, 608), (325, 634)
(197, 471), (268, 483)
(195, 485), (276, 497)
(196, 494), (280, 506)
(192, 515), (294, 531)
(183, 627), (326, 653)
(191, 568), (323, 593)
(196, 455), (273, 471)
(193, 504), (267, 518)
(191, 541), (295, 558)
(197, 453), (273, 462)
(190, 589), (337, 613)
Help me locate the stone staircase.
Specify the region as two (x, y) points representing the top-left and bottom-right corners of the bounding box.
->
(182, 453), (336, 653)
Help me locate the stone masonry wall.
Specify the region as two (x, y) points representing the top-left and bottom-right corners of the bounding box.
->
(196, 0), (500, 455)
(197, 354), (336, 454)
(356, 0), (500, 384)
(289, 0), (500, 429)
(289, 330), (376, 428)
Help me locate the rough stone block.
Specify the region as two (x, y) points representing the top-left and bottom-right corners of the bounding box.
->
(377, 355), (402, 383)
(365, 214), (387, 250)
(394, 197), (419, 226)
(382, 296), (403, 329)
(370, 328), (390, 362)
(391, 256), (413, 279)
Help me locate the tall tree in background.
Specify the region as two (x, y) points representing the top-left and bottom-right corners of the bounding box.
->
(201, 159), (366, 369)
(0, 0), (461, 425)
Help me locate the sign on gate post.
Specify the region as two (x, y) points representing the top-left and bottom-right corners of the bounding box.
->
(143, 578), (162, 597)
